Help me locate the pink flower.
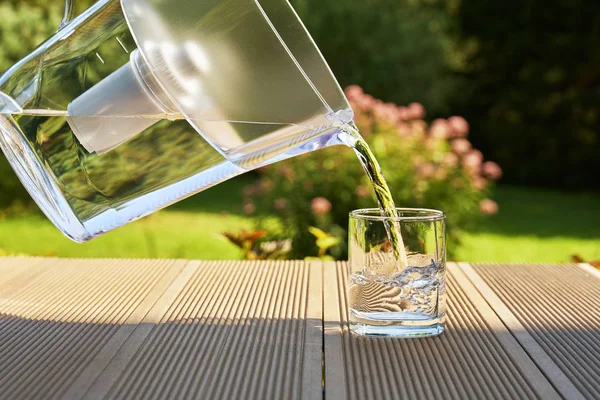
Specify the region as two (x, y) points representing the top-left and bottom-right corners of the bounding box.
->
(448, 116), (469, 137)
(243, 202), (256, 215)
(397, 106), (410, 121)
(410, 120), (427, 134)
(353, 113), (373, 135)
(355, 185), (369, 198)
(479, 199), (499, 215)
(345, 85), (364, 100)
(434, 168), (448, 180)
(257, 178), (274, 193)
(451, 138), (472, 155)
(242, 184), (256, 197)
(274, 198), (288, 211)
(429, 119), (450, 140)
(424, 136), (438, 151)
(416, 163), (436, 179)
(472, 176), (487, 190)
(462, 149), (483, 175)
(373, 102), (399, 125)
(350, 94), (377, 112)
(441, 152), (459, 168)
(482, 161), (503, 180)
(412, 155), (425, 167)
(396, 122), (411, 137)
(407, 102), (425, 120)
(311, 197), (332, 216)
(279, 166), (295, 182)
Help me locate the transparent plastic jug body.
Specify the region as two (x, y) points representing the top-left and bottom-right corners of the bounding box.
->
(0, 0), (353, 242)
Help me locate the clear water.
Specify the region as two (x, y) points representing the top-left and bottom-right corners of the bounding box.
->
(0, 111), (343, 241)
(3, 111), (409, 271)
(0, 0), (354, 242)
(340, 125), (408, 269)
(0, 112), (246, 240)
(348, 262), (445, 337)
(13, 113), (227, 220)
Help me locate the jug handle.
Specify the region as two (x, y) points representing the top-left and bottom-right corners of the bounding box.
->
(58, 0), (76, 30)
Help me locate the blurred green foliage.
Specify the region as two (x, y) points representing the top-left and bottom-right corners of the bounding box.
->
(448, 0), (600, 189)
(293, 0), (600, 189)
(245, 86), (501, 260)
(291, 0), (462, 116)
(0, 1), (62, 72)
(1, 0), (598, 212)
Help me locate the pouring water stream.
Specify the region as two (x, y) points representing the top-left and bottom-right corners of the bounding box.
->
(340, 124), (409, 271)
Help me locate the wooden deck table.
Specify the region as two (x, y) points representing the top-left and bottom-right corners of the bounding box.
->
(0, 258), (598, 399)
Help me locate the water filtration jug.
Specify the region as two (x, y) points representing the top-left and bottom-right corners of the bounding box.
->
(0, 0), (353, 242)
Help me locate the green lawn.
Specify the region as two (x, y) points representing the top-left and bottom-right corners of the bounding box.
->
(455, 185), (600, 263)
(0, 175), (258, 259)
(1, 179), (599, 263)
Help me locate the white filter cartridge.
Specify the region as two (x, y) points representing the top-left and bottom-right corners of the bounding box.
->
(67, 49), (175, 155)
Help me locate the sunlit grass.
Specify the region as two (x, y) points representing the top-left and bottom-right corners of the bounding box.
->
(0, 211), (253, 259)
(1, 182), (598, 263)
(0, 175), (258, 259)
(456, 232), (600, 263)
(455, 185), (600, 263)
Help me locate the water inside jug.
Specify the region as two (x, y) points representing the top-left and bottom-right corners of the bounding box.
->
(0, 0), (353, 242)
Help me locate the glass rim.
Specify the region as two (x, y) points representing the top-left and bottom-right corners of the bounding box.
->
(349, 207), (445, 222)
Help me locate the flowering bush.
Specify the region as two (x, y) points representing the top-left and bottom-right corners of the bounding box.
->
(221, 229), (291, 260)
(245, 86), (502, 259)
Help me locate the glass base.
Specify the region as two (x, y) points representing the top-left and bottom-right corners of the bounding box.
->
(349, 320), (444, 338)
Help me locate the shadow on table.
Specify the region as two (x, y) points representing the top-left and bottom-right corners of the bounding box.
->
(1, 313), (599, 399)
(326, 322), (599, 399)
(0, 314), (321, 400)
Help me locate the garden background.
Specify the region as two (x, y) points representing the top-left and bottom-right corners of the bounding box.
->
(0, 0), (598, 262)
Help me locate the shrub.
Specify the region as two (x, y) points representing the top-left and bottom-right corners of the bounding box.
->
(448, 0), (600, 189)
(220, 229), (292, 260)
(290, 0), (461, 116)
(246, 86), (501, 260)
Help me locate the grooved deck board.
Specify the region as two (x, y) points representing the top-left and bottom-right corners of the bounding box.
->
(323, 261), (559, 400)
(100, 260), (322, 400)
(468, 263), (600, 400)
(0, 258), (323, 400)
(0, 258), (186, 400)
(0, 257), (597, 400)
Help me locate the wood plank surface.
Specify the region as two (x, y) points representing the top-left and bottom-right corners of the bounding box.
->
(465, 263), (600, 400)
(323, 261), (560, 400)
(1, 257), (598, 400)
(0, 258), (323, 400)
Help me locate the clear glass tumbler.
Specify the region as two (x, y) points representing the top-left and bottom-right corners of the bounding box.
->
(348, 208), (446, 337)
